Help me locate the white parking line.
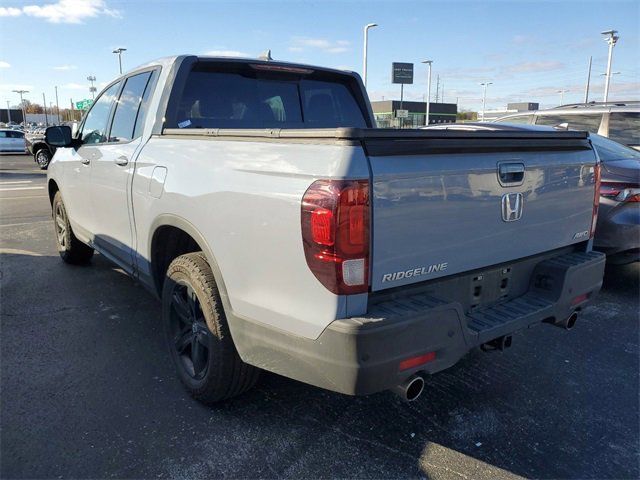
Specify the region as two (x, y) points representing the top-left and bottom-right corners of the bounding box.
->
(0, 186), (45, 191)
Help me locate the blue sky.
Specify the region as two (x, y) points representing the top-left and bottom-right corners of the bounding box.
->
(0, 0), (638, 113)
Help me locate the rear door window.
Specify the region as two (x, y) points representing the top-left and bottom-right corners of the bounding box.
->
(535, 113), (603, 133)
(109, 71), (154, 143)
(172, 64), (367, 129)
(608, 112), (640, 146)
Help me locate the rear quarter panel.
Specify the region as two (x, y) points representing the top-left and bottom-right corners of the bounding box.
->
(132, 137), (370, 339)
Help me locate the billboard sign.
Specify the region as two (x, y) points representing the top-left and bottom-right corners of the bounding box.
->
(392, 62), (414, 84)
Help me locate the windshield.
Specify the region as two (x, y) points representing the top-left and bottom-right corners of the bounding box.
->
(590, 133), (640, 162)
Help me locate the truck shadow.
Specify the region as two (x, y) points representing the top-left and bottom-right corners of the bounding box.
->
(1, 251), (637, 479)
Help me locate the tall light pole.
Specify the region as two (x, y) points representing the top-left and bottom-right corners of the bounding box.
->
(557, 89), (569, 106)
(584, 56), (592, 103)
(480, 82), (492, 121)
(113, 47), (127, 75)
(362, 23), (378, 90)
(601, 29), (619, 102)
(6, 100), (11, 123)
(54, 85), (60, 124)
(12, 89), (28, 126)
(42, 92), (49, 127)
(422, 60), (433, 126)
(87, 75), (97, 99)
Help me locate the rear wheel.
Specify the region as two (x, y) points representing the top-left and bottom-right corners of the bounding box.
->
(162, 252), (259, 403)
(52, 191), (94, 264)
(35, 149), (51, 169)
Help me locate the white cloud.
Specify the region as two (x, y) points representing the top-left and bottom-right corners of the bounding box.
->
(290, 37), (351, 54)
(204, 50), (250, 57)
(62, 83), (87, 90)
(1, 0), (120, 24)
(53, 64), (77, 70)
(0, 7), (21, 17)
(505, 61), (564, 74)
(0, 61), (10, 68)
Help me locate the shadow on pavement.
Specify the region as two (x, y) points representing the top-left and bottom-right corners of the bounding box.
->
(1, 251), (638, 479)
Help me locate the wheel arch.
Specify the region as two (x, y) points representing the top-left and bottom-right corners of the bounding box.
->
(148, 215), (231, 309)
(48, 179), (59, 206)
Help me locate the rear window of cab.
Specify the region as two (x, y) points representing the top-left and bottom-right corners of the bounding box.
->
(170, 63), (368, 130)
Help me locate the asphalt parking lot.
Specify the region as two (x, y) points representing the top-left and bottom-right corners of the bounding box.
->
(1, 153), (638, 479)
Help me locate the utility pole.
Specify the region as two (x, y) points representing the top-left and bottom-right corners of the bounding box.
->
(435, 74), (440, 103)
(557, 89), (569, 106)
(601, 29), (619, 102)
(362, 23), (378, 90)
(42, 92), (49, 127)
(422, 60), (433, 126)
(113, 47), (127, 75)
(12, 89), (28, 127)
(87, 75), (97, 99)
(584, 56), (592, 103)
(480, 82), (492, 121)
(55, 86), (60, 124)
(441, 83), (444, 103)
(6, 100), (11, 123)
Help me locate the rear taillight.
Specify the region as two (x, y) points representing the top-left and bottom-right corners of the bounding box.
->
(301, 179), (370, 295)
(600, 182), (640, 203)
(590, 163), (601, 239)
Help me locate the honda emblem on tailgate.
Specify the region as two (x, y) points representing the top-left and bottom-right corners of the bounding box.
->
(501, 193), (524, 222)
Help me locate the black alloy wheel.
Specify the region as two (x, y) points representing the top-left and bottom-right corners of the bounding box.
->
(169, 280), (212, 380)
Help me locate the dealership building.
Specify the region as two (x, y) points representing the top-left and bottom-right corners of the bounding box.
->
(370, 101), (457, 128)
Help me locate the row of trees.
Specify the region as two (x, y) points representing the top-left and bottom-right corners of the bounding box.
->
(9, 100), (84, 122)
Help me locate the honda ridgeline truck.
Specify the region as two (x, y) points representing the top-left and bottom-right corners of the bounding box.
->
(45, 56), (605, 403)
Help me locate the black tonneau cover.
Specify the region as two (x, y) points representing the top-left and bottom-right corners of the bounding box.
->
(162, 127), (592, 155)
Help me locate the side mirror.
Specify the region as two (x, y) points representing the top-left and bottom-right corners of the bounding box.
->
(45, 125), (72, 147)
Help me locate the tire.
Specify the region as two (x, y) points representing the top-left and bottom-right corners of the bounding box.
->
(52, 191), (94, 264)
(35, 148), (51, 169)
(162, 252), (259, 403)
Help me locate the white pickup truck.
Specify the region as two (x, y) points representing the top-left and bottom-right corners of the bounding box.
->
(46, 55), (605, 403)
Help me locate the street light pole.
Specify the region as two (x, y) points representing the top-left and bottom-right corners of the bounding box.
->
(480, 82), (492, 121)
(112, 47), (127, 75)
(557, 89), (569, 106)
(584, 56), (592, 103)
(12, 89), (29, 127)
(362, 23), (378, 90)
(55, 85), (60, 124)
(6, 100), (11, 123)
(422, 60), (433, 126)
(601, 29), (619, 102)
(42, 92), (49, 127)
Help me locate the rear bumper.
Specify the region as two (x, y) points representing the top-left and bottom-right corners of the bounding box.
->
(594, 201), (640, 262)
(231, 251), (606, 396)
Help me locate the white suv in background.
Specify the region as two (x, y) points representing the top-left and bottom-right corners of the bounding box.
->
(493, 101), (640, 150)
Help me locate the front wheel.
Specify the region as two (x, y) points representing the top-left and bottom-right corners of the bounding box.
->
(52, 191), (94, 264)
(35, 149), (51, 169)
(162, 252), (260, 403)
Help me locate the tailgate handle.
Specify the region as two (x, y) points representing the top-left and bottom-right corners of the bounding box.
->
(498, 163), (525, 185)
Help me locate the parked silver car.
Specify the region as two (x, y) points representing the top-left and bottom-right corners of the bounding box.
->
(493, 101), (640, 150)
(0, 128), (27, 153)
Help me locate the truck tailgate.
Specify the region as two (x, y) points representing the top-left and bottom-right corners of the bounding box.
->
(364, 131), (597, 291)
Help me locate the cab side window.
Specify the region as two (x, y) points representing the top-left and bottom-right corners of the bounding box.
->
(109, 71), (155, 143)
(80, 82), (121, 144)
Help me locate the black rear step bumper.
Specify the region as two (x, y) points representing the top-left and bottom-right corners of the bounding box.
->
(231, 251), (605, 396)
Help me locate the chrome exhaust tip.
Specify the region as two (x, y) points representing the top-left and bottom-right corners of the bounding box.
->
(391, 375), (425, 402)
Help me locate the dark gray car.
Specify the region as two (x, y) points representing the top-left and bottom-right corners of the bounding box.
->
(590, 134), (640, 264)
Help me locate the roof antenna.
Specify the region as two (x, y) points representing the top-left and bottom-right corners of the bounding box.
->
(258, 49), (273, 61)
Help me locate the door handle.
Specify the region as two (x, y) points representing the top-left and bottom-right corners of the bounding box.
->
(80, 157), (90, 165)
(115, 155), (129, 166)
(498, 162), (525, 185)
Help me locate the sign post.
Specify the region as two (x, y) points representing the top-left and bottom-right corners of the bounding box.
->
(392, 62), (414, 128)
